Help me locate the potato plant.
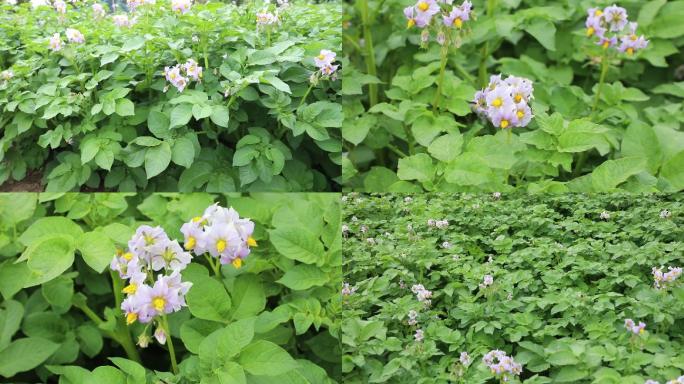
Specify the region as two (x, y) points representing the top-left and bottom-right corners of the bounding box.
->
(342, 0), (684, 193)
(0, 192), (342, 383)
(0, 0), (342, 192)
(342, 193), (684, 383)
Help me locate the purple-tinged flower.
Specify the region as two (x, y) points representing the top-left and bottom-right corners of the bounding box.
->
(603, 4), (628, 32)
(65, 28), (85, 44)
(460, 351), (471, 366)
(585, 8), (605, 37)
(660, 209), (671, 219)
(315, 50), (336, 68)
(483, 350), (522, 380)
(0, 70), (13, 81)
(49, 33), (63, 52)
(256, 10), (278, 25)
(92, 3), (105, 17)
(154, 327), (167, 345)
(414, 328), (424, 342)
(342, 282), (356, 296)
(110, 250), (140, 279)
(171, 0), (191, 14)
(624, 318), (646, 335)
(183, 59), (203, 81)
(404, 6), (417, 28)
(408, 310), (418, 325)
(489, 105), (518, 129)
(443, 5), (469, 29)
(150, 240), (192, 272)
(112, 14), (133, 27)
(54, 0), (66, 13)
(645, 380), (660, 384)
(600, 211), (611, 220)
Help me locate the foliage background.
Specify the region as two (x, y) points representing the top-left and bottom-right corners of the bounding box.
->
(342, 0), (684, 193)
(0, 192), (342, 383)
(0, 0), (342, 192)
(342, 193), (684, 383)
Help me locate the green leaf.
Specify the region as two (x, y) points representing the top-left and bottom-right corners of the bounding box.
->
(109, 357), (145, 383)
(0, 262), (30, 299)
(428, 133), (463, 162)
(591, 157), (647, 192)
(261, 74), (292, 94)
(147, 110), (170, 138)
(120, 36), (145, 52)
(397, 154), (434, 183)
(80, 138), (100, 164)
(238, 340), (298, 376)
(277, 265), (329, 290)
(19, 217), (83, 247)
(0, 337), (60, 377)
(444, 153), (495, 186)
(661, 150), (684, 191)
(186, 277), (232, 322)
(0, 300), (24, 350)
(180, 319), (221, 354)
(342, 115), (375, 146)
(527, 19), (556, 51)
(78, 231), (116, 273)
(210, 106), (230, 127)
(95, 150), (114, 171)
(22, 235), (76, 287)
(553, 366), (588, 382)
(170, 104), (193, 129)
(115, 99), (135, 117)
(192, 104), (213, 120)
(144, 142), (172, 179)
(199, 318), (254, 368)
(171, 137), (195, 168)
(230, 275), (266, 321)
(269, 227), (325, 264)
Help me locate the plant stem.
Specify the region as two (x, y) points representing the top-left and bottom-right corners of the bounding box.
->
(116, 328), (142, 363)
(433, 40), (449, 112)
(297, 82), (315, 110)
(360, 0), (378, 107)
(591, 51), (610, 119)
(161, 316), (178, 374)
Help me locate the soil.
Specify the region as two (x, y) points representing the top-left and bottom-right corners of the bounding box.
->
(0, 171), (44, 192)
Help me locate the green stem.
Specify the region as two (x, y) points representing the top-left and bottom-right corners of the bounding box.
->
(116, 328), (142, 364)
(591, 50), (610, 119)
(360, 0), (378, 107)
(74, 300), (141, 363)
(387, 143), (408, 158)
(298, 82), (315, 110)
(161, 316), (178, 374)
(433, 41), (449, 112)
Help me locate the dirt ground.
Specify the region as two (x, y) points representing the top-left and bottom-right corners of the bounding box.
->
(0, 172), (43, 192)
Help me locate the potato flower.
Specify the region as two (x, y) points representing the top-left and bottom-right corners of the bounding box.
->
(65, 28), (85, 44)
(49, 33), (63, 51)
(473, 74), (535, 129)
(92, 3), (105, 18)
(483, 350), (523, 381)
(624, 318), (646, 335)
(180, 204), (257, 269)
(652, 266), (682, 289)
(585, 4), (648, 56)
(112, 14), (134, 27)
(404, 0), (472, 46)
(171, 0), (191, 14)
(53, 0), (66, 14)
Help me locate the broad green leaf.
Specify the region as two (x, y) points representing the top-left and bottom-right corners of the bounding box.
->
(591, 157), (647, 192)
(186, 277), (232, 322)
(661, 150), (684, 191)
(19, 217), (83, 247)
(269, 227), (325, 264)
(277, 265), (329, 290)
(144, 142), (172, 179)
(170, 104), (193, 129)
(230, 275), (266, 321)
(238, 340), (298, 376)
(78, 231), (117, 273)
(0, 337), (60, 377)
(397, 154), (434, 182)
(171, 137), (195, 168)
(22, 235), (76, 287)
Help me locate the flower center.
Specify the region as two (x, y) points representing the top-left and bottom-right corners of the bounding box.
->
(185, 236), (196, 250)
(122, 283), (137, 294)
(500, 119), (509, 129)
(153, 297), (166, 311)
(232, 258), (243, 269)
(492, 98), (503, 108)
(453, 18), (462, 28)
(595, 10), (602, 16)
(407, 18), (416, 28)
(318, 54), (325, 60)
(586, 27), (595, 37)
(626, 47), (634, 55)
(144, 234), (155, 245)
(514, 94), (523, 103)
(517, 110), (525, 119)
(630, 34), (637, 41)
(247, 236), (257, 247)
(216, 239), (227, 253)
(123, 252), (133, 261)
(126, 312), (138, 324)
(417, 1), (429, 12)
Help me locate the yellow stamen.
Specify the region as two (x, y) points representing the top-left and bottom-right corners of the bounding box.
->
(491, 97), (503, 108)
(232, 258), (243, 269)
(602, 41), (610, 49)
(407, 18), (416, 28)
(517, 110), (524, 119)
(192, 216), (202, 222)
(586, 27), (595, 37)
(126, 313), (138, 325)
(247, 236), (257, 247)
(626, 47), (634, 55)
(122, 284), (137, 295)
(595, 10), (602, 16)
(153, 297), (165, 311)
(123, 252), (133, 261)
(514, 94), (522, 103)
(185, 236), (196, 250)
(216, 239), (227, 253)
(500, 120), (509, 129)
(453, 18), (462, 29)
(318, 54), (325, 60)
(630, 34), (637, 41)
(417, 1), (428, 12)
(639, 328), (644, 334)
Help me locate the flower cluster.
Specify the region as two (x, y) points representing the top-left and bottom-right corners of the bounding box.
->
(110, 226), (193, 345)
(53, 0), (66, 14)
(1, 70), (13, 82)
(459, 351), (471, 366)
(65, 28), (85, 44)
(180, 203), (257, 268)
(600, 211), (611, 220)
(408, 310), (418, 326)
(624, 318), (646, 335)
(585, 5), (648, 55)
(652, 266), (682, 289)
(667, 376), (684, 384)
(660, 209), (671, 219)
(171, 0), (192, 14)
(314, 50), (339, 79)
(473, 74), (534, 129)
(441, 241), (452, 249)
(479, 274), (494, 289)
(112, 14), (135, 27)
(342, 282), (356, 296)
(411, 284), (433, 305)
(427, 219), (449, 229)
(404, 0), (473, 32)
(483, 350), (523, 381)
(414, 328), (424, 342)
(127, 0), (154, 12)
(92, 3), (105, 18)
(49, 33), (63, 51)
(163, 59), (203, 93)
(256, 9), (279, 26)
